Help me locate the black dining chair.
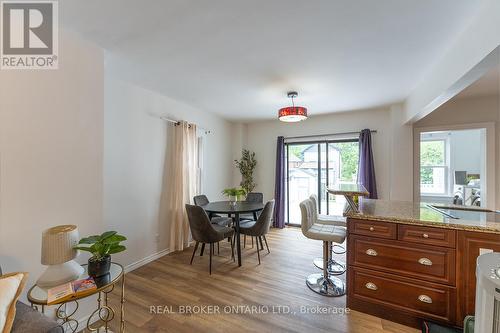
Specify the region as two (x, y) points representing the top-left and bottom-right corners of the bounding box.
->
(185, 204), (235, 274)
(238, 200), (274, 264)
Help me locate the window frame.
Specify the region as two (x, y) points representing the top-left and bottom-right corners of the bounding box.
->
(419, 136), (451, 197)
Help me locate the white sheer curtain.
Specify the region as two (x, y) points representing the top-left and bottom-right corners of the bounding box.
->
(165, 121), (199, 252)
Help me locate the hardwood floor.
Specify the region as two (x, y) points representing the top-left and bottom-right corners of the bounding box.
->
(107, 227), (419, 333)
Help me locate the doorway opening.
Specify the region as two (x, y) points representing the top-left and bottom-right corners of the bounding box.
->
(419, 129), (486, 207)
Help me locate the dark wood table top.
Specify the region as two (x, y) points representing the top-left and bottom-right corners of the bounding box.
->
(201, 201), (264, 214)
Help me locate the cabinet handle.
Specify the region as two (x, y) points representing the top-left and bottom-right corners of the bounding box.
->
(365, 282), (378, 291)
(418, 295), (433, 304)
(418, 258), (433, 266)
(369, 227), (375, 231)
(365, 249), (378, 256)
(422, 233), (429, 238)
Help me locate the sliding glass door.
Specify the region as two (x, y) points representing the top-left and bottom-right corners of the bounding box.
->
(285, 140), (359, 225)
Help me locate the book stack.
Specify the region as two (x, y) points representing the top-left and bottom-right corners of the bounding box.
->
(47, 277), (97, 305)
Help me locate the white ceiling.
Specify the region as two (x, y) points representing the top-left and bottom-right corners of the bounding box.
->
(61, 0), (485, 122)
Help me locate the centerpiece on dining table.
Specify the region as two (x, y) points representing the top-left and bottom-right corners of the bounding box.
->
(222, 187), (246, 206)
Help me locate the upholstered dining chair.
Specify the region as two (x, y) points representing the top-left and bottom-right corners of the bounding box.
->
(240, 192), (264, 248)
(185, 204), (235, 274)
(239, 200), (274, 264)
(193, 195), (231, 227)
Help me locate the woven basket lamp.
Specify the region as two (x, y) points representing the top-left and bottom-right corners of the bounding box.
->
(36, 225), (84, 288)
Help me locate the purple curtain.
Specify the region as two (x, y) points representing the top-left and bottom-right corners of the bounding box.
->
(358, 129), (378, 199)
(273, 136), (285, 228)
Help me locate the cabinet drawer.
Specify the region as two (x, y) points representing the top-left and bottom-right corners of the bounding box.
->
(350, 267), (456, 323)
(398, 224), (456, 248)
(348, 219), (397, 239)
(349, 235), (456, 285)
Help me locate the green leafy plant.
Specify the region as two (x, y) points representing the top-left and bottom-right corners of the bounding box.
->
(74, 231), (127, 261)
(222, 187), (247, 200)
(234, 149), (257, 193)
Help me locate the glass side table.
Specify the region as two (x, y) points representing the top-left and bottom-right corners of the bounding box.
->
(27, 262), (125, 333)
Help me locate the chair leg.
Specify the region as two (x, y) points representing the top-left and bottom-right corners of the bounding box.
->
(259, 236), (264, 250)
(217, 242), (220, 255)
(190, 241), (199, 265)
(256, 237), (261, 264)
(263, 235), (270, 254)
(200, 243), (205, 256)
(251, 236), (254, 248)
(230, 235), (235, 262)
(244, 235), (246, 248)
(209, 243), (213, 274)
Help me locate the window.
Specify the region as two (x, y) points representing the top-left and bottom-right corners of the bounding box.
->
(420, 138), (449, 195)
(285, 139), (359, 225)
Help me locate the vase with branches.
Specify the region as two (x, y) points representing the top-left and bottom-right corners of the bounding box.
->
(234, 149), (257, 194)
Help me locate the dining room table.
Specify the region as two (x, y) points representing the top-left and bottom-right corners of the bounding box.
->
(200, 200), (264, 267)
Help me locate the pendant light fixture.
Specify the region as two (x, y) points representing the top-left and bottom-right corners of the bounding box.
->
(278, 91), (308, 122)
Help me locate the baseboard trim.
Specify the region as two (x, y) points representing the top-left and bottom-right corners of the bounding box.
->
(124, 248), (171, 273)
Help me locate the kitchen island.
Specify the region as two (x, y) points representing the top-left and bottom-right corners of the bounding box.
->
(345, 199), (500, 328)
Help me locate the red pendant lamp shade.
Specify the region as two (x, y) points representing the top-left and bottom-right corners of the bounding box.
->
(278, 91), (308, 122)
(278, 106), (308, 122)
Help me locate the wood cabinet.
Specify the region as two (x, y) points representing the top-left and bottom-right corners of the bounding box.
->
(349, 235), (456, 285)
(347, 218), (500, 329)
(349, 218), (397, 239)
(350, 266), (456, 323)
(457, 231), (500, 323)
(398, 224), (456, 248)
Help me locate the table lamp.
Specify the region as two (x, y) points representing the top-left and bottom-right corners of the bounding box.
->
(36, 225), (84, 288)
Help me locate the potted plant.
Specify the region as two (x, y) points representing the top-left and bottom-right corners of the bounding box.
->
(222, 187), (247, 205)
(234, 149), (257, 194)
(74, 231), (127, 277)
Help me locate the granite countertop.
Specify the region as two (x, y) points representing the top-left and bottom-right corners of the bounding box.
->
(346, 199), (500, 234)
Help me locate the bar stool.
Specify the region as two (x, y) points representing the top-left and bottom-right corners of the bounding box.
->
(300, 198), (346, 297)
(309, 194), (347, 275)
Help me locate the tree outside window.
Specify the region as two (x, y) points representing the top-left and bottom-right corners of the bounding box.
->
(420, 139), (448, 195)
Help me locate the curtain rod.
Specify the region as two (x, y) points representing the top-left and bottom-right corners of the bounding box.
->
(284, 130), (377, 140)
(160, 116), (212, 134)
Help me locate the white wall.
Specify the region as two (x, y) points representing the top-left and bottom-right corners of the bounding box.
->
(0, 29), (104, 311)
(243, 108), (396, 202)
(450, 130), (482, 175)
(103, 74), (236, 266)
(231, 123), (248, 186)
(389, 104), (413, 201)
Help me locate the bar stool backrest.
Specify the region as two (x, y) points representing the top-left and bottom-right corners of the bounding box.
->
(299, 199), (315, 236)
